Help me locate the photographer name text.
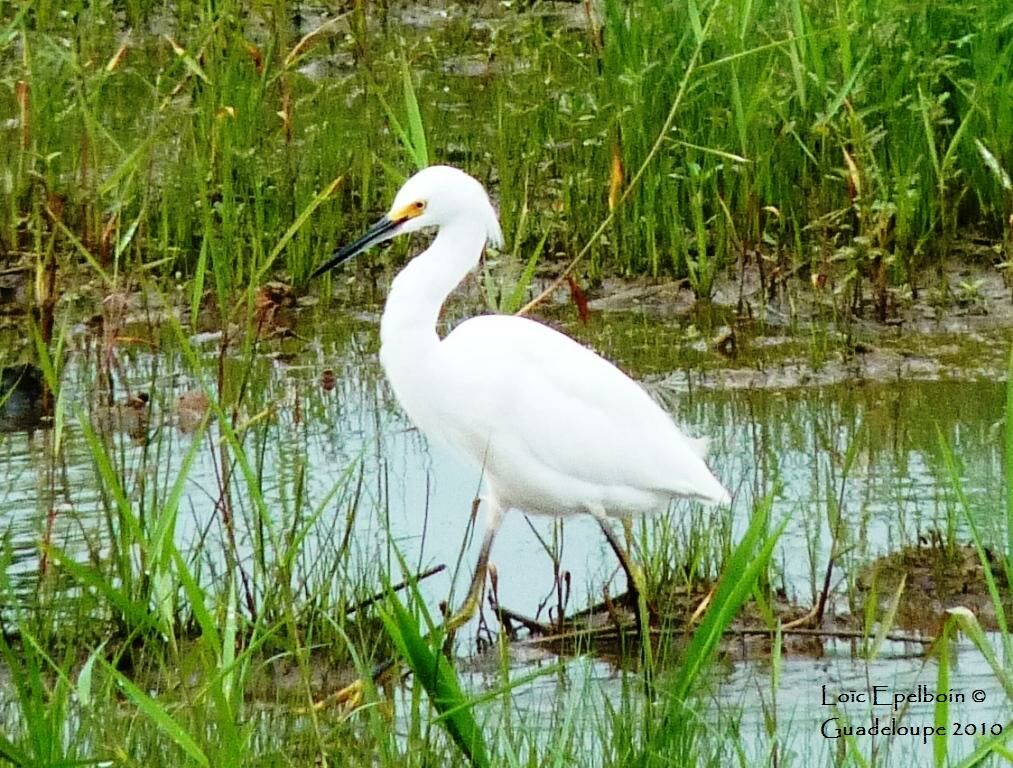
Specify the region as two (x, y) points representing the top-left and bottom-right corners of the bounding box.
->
(821, 683), (987, 712)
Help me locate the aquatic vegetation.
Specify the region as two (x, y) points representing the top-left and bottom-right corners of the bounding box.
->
(0, 1), (1012, 766)
(1, 0), (1011, 314)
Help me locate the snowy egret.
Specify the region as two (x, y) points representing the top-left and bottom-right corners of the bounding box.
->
(313, 165), (731, 632)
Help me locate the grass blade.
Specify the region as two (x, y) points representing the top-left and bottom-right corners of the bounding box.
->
(262, 174), (344, 283)
(379, 594), (490, 768)
(401, 57), (429, 171)
(669, 495), (784, 702)
(104, 662), (210, 768)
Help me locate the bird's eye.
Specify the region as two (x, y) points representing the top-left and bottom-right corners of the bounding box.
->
(413, 201), (426, 212)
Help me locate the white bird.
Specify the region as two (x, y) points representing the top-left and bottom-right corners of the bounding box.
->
(313, 165), (730, 634)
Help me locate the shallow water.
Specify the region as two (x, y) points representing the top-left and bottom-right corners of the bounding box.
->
(2, 310), (1004, 615)
(450, 634), (1009, 765)
(0, 305), (1008, 763)
(4, 0), (1012, 760)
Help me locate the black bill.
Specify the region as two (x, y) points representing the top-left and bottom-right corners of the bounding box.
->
(311, 214), (401, 278)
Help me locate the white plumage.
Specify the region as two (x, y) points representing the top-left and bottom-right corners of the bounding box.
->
(314, 164), (730, 631)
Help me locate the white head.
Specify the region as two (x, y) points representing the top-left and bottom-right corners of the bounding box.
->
(388, 166), (503, 248)
(312, 165), (503, 278)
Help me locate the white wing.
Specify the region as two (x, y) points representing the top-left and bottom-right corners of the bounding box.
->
(401, 314), (729, 512)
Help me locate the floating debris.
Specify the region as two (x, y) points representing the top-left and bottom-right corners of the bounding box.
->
(175, 389), (211, 433)
(857, 540), (1011, 632)
(91, 392), (151, 441)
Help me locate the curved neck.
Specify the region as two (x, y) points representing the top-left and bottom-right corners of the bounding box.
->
(380, 219), (487, 351)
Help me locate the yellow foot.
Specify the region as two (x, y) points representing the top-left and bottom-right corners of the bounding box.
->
(443, 574), (486, 634)
(688, 587), (714, 624)
(782, 605), (820, 630)
(306, 661), (398, 717)
(312, 677), (365, 713)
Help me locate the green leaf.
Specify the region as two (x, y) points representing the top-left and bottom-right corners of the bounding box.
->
(374, 58), (430, 172)
(670, 495), (785, 703)
(402, 57), (429, 170)
(105, 661), (210, 768)
(379, 595), (490, 768)
(502, 228), (548, 315)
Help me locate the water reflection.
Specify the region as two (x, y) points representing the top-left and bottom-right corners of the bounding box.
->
(0, 319), (1004, 622)
(0, 312), (1006, 764)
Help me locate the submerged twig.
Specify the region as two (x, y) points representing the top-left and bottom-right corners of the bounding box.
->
(344, 564), (446, 616)
(522, 622), (935, 650)
(491, 603), (553, 636)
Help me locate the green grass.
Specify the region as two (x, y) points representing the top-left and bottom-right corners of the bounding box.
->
(0, 301), (1010, 766)
(2, 2), (1013, 765)
(2, 0), (1011, 312)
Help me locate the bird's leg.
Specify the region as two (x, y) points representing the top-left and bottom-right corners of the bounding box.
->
(444, 500), (504, 633)
(590, 509), (645, 614)
(317, 503), (503, 707)
(589, 507), (654, 679)
(622, 517), (641, 605)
